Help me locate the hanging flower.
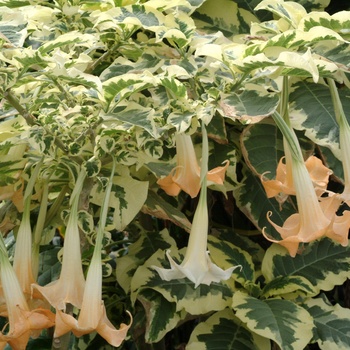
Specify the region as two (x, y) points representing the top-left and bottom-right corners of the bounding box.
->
(54, 247), (132, 346)
(32, 169), (87, 311)
(157, 133), (228, 198)
(0, 237), (55, 350)
(51, 159), (132, 346)
(261, 152), (331, 201)
(263, 145), (350, 257)
(153, 125), (240, 287)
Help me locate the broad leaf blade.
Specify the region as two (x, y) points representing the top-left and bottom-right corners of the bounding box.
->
(261, 238), (350, 294)
(187, 308), (270, 350)
(303, 295), (350, 350)
(232, 291), (314, 350)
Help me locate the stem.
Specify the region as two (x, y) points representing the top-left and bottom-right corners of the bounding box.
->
(3, 89), (38, 126)
(44, 185), (69, 227)
(4, 89), (68, 153)
(281, 76), (290, 124)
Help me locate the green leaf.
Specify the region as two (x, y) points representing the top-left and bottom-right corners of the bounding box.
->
(220, 89), (279, 122)
(89, 167), (148, 230)
(208, 236), (255, 285)
(303, 295), (350, 350)
(261, 238), (350, 294)
(141, 191), (192, 233)
(187, 308), (270, 350)
(261, 275), (316, 299)
(289, 81), (350, 158)
(193, 0), (258, 36)
(232, 291), (314, 350)
(138, 289), (187, 343)
(116, 229), (177, 294)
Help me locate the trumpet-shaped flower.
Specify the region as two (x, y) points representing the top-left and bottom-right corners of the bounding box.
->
(153, 125), (240, 287)
(263, 155), (332, 257)
(53, 159), (132, 346)
(157, 133), (228, 198)
(263, 142), (350, 257)
(32, 169), (87, 311)
(54, 246), (132, 346)
(0, 238), (55, 350)
(261, 152), (331, 201)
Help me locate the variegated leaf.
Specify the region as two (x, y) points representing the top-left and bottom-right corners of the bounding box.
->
(89, 167), (148, 231)
(187, 308), (270, 350)
(232, 291), (314, 350)
(261, 238), (350, 294)
(116, 229), (177, 294)
(303, 294), (350, 350)
(289, 81), (350, 159)
(138, 289), (187, 343)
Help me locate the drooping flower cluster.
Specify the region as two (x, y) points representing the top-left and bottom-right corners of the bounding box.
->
(0, 164), (132, 349)
(262, 104), (350, 257)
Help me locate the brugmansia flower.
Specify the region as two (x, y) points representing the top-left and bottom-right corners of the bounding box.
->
(261, 142), (331, 201)
(54, 246), (132, 346)
(153, 125), (240, 287)
(53, 159), (132, 346)
(157, 133), (228, 198)
(264, 113), (350, 256)
(32, 169), (87, 311)
(0, 237), (55, 350)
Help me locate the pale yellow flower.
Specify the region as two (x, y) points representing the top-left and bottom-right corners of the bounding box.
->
(157, 133), (228, 198)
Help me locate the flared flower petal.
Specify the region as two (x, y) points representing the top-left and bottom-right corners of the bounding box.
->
(157, 133), (228, 198)
(321, 195), (350, 247)
(263, 155), (332, 257)
(53, 252), (132, 346)
(261, 155), (331, 201)
(0, 238), (55, 350)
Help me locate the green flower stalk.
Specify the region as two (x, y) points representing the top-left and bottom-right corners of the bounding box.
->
(53, 159), (132, 347)
(328, 78), (350, 203)
(153, 124), (240, 287)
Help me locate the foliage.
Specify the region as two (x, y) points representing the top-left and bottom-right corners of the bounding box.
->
(0, 0), (350, 349)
